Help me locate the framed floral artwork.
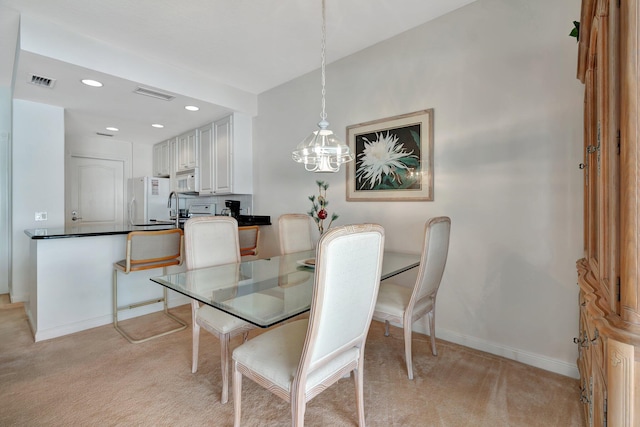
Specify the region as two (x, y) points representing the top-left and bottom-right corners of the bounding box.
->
(346, 109), (434, 201)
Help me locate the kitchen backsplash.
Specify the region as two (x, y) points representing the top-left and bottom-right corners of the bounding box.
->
(183, 194), (253, 216)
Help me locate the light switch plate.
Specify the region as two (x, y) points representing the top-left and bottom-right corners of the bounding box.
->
(35, 211), (47, 221)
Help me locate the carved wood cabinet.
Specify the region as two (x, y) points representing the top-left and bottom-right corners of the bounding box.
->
(576, 0), (640, 425)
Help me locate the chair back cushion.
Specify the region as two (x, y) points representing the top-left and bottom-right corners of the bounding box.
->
(278, 214), (315, 255)
(414, 216), (451, 301)
(184, 216), (240, 270)
(126, 228), (183, 271)
(299, 224), (384, 374)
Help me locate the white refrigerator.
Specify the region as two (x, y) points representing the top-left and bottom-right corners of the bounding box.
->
(128, 177), (171, 225)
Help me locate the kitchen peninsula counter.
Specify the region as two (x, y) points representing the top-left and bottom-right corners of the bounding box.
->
(24, 223), (187, 342)
(24, 216), (271, 241)
(24, 223), (176, 239)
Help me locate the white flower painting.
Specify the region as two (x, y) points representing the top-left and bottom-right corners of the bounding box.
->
(355, 130), (419, 190)
(346, 109), (434, 201)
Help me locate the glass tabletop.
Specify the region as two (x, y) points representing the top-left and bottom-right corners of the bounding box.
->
(151, 250), (420, 328)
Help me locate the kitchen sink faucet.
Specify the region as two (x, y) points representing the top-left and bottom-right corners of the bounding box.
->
(168, 191), (180, 229)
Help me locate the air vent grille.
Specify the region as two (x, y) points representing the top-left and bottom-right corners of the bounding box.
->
(96, 132), (114, 137)
(133, 86), (175, 101)
(28, 74), (56, 88)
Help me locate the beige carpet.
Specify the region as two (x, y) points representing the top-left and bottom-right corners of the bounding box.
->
(0, 299), (583, 426)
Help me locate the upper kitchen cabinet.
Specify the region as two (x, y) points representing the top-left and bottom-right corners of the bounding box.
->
(152, 139), (171, 177)
(199, 112), (253, 195)
(198, 122), (214, 193)
(177, 129), (198, 172)
(169, 137), (178, 191)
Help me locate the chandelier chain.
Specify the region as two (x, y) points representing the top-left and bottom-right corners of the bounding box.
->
(320, 0), (327, 122)
(291, 0), (354, 172)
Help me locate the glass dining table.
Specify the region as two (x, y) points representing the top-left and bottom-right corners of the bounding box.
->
(151, 249), (420, 328)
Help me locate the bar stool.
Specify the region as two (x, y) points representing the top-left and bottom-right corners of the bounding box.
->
(238, 225), (260, 257)
(113, 228), (188, 343)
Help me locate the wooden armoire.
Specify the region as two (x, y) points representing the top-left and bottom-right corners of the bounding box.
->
(576, 0), (640, 425)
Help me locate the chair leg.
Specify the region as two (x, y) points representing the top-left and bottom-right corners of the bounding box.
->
(233, 362), (242, 427)
(220, 333), (230, 404)
(113, 268), (187, 344)
(384, 320), (390, 337)
(354, 363), (365, 426)
(428, 309), (437, 356)
(192, 304), (200, 374)
(161, 288), (189, 332)
(112, 268), (120, 329)
(403, 318), (414, 380)
(112, 267), (139, 344)
(291, 395), (306, 427)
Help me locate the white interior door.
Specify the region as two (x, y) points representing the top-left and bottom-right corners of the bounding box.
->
(67, 156), (124, 226)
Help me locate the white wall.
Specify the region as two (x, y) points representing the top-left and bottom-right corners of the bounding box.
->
(12, 100), (65, 301)
(132, 142), (153, 177)
(253, 0), (584, 377)
(0, 89), (12, 296)
(0, 6), (20, 296)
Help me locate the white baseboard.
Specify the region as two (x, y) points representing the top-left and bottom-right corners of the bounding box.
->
(386, 318), (580, 379)
(9, 292), (27, 303)
(419, 325), (579, 379)
(31, 295), (191, 342)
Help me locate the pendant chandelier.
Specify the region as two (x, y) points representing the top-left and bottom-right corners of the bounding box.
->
(292, 0), (354, 173)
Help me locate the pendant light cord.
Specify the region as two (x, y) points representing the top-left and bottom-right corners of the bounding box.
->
(320, 0), (327, 123)
(291, 0), (353, 172)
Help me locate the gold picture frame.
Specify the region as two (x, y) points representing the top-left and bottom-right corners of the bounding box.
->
(346, 109), (434, 201)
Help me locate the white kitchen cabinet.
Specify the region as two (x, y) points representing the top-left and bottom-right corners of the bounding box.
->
(213, 115), (232, 194)
(217, 112), (252, 194)
(169, 137), (178, 191)
(198, 112), (253, 195)
(152, 139), (170, 177)
(198, 123), (214, 193)
(177, 129), (198, 171)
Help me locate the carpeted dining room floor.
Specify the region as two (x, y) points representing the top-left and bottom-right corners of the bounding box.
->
(0, 295), (583, 426)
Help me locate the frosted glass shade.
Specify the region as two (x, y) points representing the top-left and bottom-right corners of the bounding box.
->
(292, 120), (354, 173)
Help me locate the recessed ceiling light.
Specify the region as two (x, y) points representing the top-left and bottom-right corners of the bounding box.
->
(81, 79), (103, 87)
(106, 127), (119, 132)
(185, 105), (199, 111)
(152, 124), (164, 128)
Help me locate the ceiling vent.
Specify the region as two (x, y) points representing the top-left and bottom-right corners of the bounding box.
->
(28, 74), (56, 88)
(96, 132), (114, 137)
(133, 86), (175, 101)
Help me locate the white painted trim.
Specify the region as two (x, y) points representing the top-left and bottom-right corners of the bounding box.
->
(9, 292), (27, 303)
(423, 325), (579, 379)
(382, 318), (579, 379)
(31, 295), (191, 342)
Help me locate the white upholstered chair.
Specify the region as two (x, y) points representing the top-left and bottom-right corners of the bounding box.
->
(183, 216), (256, 404)
(112, 228), (187, 343)
(232, 224), (385, 427)
(278, 213), (315, 255)
(373, 216), (451, 380)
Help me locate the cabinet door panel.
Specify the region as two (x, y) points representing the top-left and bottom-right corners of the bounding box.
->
(199, 124), (214, 194)
(153, 140), (170, 177)
(177, 130), (198, 171)
(214, 115), (232, 194)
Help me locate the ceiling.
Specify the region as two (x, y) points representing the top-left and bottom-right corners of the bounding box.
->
(2, 0), (476, 145)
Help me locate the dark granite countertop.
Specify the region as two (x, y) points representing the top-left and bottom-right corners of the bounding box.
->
(24, 223), (177, 239)
(25, 216), (271, 240)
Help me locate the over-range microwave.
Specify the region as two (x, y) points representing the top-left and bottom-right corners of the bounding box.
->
(176, 168), (200, 193)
